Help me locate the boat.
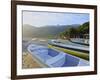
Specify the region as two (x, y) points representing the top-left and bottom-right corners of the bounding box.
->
(27, 44), (89, 67)
(48, 39), (89, 53)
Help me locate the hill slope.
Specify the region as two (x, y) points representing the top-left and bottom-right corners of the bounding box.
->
(23, 24), (80, 38)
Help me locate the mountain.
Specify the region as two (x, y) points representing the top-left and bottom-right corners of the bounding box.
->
(23, 24), (80, 38)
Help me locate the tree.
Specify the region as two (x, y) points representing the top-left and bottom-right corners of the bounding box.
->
(59, 22), (89, 39)
(68, 27), (78, 38)
(78, 22), (89, 34)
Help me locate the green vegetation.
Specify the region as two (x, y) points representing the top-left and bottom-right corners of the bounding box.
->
(78, 22), (89, 34)
(59, 22), (89, 39)
(48, 44), (89, 60)
(23, 24), (80, 38)
(48, 35), (54, 39)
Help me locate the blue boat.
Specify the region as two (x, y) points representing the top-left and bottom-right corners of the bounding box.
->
(27, 44), (89, 67)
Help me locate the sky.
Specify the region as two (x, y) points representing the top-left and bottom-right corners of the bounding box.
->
(23, 11), (89, 27)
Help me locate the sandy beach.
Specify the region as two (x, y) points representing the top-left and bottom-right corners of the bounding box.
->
(22, 52), (42, 69)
